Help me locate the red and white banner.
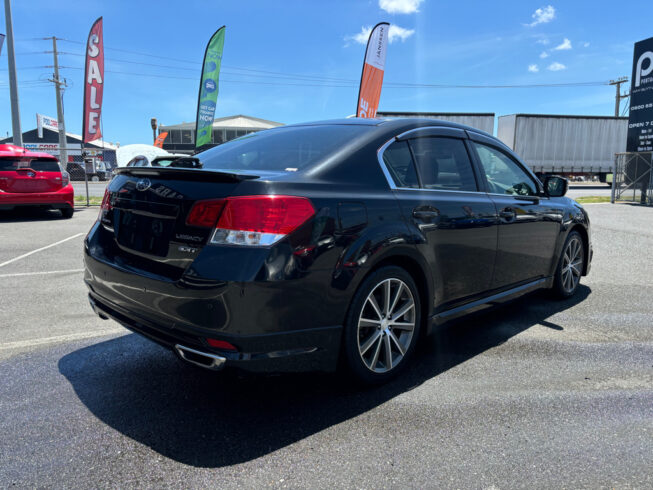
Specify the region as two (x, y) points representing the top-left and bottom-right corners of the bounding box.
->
(82, 17), (104, 143)
(356, 22), (389, 118)
(36, 113), (59, 138)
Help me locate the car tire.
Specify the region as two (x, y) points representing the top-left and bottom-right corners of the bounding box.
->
(60, 207), (74, 219)
(91, 175), (100, 183)
(342, 266), (421, 385)
(552, 231), (584, 299)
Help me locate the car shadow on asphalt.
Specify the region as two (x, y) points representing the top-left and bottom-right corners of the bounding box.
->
(58, 285), (590, 468)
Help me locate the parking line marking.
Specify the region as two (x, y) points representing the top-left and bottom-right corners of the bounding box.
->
(0, 269), (84, 278)
(0, 233), (84, 268)
(0, 329), (126, 351)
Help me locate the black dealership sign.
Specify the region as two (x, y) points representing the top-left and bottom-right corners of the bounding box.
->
(627, 36), (653, 152)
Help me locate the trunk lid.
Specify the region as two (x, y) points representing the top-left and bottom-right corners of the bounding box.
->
(0, 157), (64, 193)
(99, 167), (265, 279)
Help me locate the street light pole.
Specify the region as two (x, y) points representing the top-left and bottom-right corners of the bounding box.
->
(151, 118), (157, 144)
(3, 0), (23, 146)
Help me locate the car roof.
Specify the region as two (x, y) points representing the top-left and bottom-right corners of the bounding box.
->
(0, 144), (59, 160)
(279, 117), (494, 139)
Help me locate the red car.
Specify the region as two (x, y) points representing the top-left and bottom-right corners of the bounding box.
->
(0, 144), (74, 218)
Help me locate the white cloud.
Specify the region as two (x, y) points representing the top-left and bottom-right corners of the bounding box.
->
(389, 25), (415, 42)
(379, 0), (424, 14)
(536, 38), (550, 45)
(553, 38), (572, 50)
(583, 42), (590, 47)
(540, 51), (549, 59)
(528, 64), (539, 73)
(345, 25), (415, 45)
(528, 5), (555, 26)
(548, 62), (566, 71)
(348, 26), (373, 45)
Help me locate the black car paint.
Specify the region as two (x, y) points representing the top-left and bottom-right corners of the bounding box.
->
(84, 118), (592, 373)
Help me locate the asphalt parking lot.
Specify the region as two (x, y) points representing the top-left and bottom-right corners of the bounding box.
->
(0, 204), (651, 488)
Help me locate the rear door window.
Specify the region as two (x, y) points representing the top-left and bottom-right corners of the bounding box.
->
(408, 137), (477, 191)
(382, 140), (419, 188)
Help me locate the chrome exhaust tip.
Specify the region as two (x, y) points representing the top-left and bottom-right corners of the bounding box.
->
(174, 344), (226, 371)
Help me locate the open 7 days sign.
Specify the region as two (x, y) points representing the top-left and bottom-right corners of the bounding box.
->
(627, 36), (653, 152)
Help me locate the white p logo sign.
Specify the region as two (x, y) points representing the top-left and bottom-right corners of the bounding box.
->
(635, 51), (653, 87)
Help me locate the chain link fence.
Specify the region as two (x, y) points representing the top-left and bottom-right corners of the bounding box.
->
(611, 152), (653, 205)
(55, 146), (114, 206)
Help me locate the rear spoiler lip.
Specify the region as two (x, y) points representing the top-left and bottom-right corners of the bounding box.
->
(113, 166), (260, 182)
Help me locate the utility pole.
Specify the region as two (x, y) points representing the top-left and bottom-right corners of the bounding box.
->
(49, 37), (68, 168)
(609, 77), (629, 117)
(4, 0), (23, 146)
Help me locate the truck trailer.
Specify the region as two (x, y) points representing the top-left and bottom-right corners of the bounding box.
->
(497, 114), (628, 182)
(377, 111), (495, 135)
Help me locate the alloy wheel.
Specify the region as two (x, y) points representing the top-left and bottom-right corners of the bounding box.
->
(561, 236), (583, 294)
(357, 278), (416, 373)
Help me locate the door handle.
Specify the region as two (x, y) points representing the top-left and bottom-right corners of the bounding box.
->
(499, 208), (516, 220)
(412, 209), (440, 220)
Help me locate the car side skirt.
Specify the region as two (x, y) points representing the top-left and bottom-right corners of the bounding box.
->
(431, 277), (552, 326)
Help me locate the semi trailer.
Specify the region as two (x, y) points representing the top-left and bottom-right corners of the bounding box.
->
(498, 114), (628, 183)
(377, 111), (495, 135)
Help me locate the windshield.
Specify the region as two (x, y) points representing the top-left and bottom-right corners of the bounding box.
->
(197, 125), (372, 173)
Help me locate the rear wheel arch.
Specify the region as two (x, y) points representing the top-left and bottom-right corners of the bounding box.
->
(353, 253), (432, 337)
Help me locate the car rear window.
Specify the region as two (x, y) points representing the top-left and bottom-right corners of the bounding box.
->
(0, 158), (60, 172)
(29, 158), (61, 172)
(197, 125), (373, 172)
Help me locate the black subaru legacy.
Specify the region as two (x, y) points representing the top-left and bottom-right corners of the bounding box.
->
(84, 118), (592, 384)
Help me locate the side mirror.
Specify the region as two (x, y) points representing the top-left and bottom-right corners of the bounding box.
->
(544, 175), (568, 197)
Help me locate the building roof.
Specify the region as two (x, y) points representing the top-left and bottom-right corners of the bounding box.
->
(63, 131), (119, 150)
(159, 114), (283, 130)
(0, 127), (118, 149)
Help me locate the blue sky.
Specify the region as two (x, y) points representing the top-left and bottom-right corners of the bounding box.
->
(0, 0), (650, 145)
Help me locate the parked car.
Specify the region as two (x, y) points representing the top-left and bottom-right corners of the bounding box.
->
(66, 160), (107, 182)
(0, 144), (74, 218)
(84, 118), (592, 384)
(125, 155), (201, 168)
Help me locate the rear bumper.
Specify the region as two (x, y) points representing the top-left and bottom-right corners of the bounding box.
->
(88, 291), (342, 373)
(0, 185), (74, 209)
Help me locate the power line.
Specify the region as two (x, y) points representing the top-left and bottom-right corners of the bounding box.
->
(22, 37), (614, 90)
(51, 39), (612, 89)
(51, 65), (610, 90)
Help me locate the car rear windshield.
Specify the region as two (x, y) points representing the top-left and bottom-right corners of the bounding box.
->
(0, 158), (60, 172)
(197, 125), (373, 173)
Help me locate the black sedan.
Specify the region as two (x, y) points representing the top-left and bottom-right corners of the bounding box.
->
(84, 118), (592, 384)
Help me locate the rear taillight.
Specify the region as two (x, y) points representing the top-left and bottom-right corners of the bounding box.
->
(98, 189), (112, 221)
(61, 171), (70, 187)
(186, 195), (315, 246)
(186, 199), (226, 228)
